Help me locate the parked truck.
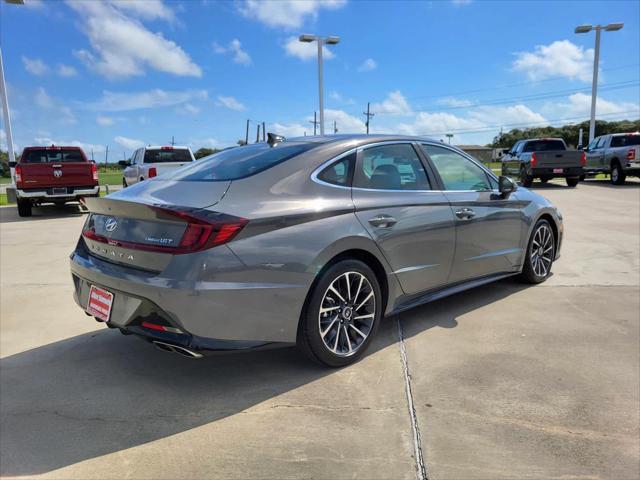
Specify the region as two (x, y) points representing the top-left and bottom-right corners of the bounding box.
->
(584, 132), (640, 185)
(9, 145), (99, 217)
(501, 138), (585, 188)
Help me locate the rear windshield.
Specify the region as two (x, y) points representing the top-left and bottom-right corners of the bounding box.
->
(611, 135), (640, 147)
(169, 143), (318, 181)
(144, 148), (193, 163)
(21, 149), (86, 163)
(522, 140), (566, 152)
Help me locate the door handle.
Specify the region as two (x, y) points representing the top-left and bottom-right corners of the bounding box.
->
(368, 215), (397, 228)
(455, 208), (476, 220)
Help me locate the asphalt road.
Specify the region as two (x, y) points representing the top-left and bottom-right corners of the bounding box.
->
(1, 179), (638, 479)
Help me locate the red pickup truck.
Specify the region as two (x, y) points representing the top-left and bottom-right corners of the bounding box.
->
(10, 146), (99, 217)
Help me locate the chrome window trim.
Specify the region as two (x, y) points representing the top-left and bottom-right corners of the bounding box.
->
(310, 147), (358, 191)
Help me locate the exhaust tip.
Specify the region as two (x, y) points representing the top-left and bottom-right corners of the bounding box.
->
(152, 341), (203, 359)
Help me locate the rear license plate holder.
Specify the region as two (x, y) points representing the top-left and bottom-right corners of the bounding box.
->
(553, 168), (563, 174)
(53, 187), (68, 195)
(86, 285), (114, 322)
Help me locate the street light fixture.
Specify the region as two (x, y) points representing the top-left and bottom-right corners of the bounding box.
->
(299, 34), (340, 136)
(575, 22), (624, 143)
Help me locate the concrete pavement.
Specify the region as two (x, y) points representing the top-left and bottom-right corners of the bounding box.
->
(1, 179), (638, 479)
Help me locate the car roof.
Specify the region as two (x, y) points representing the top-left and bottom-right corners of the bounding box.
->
(284, 134), (441, 147)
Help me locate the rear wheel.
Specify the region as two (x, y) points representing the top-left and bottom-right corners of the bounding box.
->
(298, 259), (382, 367)
(566, 177), (580, 187)
(17, 198), (32, 217)
(519, 166), (533, 187)
(540, 177), (549, 184)
(520, 219), (555, 284)
(611, 162), (626, 185)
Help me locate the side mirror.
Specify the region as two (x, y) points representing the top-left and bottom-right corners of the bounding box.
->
(8, 161), (16, 168)
(118, 160), (130, 167)
(499, 176), (517, 196)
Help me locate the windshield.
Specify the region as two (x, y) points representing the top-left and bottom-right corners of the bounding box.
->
(169, 143), (318, 181)
(611, 135), (640, 147)
(522, 140), (566, 152)
(143, 149), (193, 163)
(21, 149), (86, 163)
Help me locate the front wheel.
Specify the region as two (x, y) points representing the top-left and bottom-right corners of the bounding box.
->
(520, 219), (555, 284)
(566, 177), (580, 187)
(611, 162), (626, 185)
(519, 166), (533, 187)
(298, 259), (382, 367)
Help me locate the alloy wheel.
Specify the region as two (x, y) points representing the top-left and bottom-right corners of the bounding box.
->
(530, 224), (554, 277)
(318, 271), (376, 357)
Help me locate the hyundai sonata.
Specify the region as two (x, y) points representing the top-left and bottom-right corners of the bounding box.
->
(71, 134), (563, 367)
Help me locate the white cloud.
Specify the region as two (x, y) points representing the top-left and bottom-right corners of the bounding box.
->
(513, 40), (594, 82)
(35, 87), (54, 108)
(96, 115), (115, 126)
(269, 122), (308, 138)
(108, 0), (175, 21)
(22, 56), (48, 75)
(238, 0), (346, 29)
(329, 91), (355, 105)
(216, 95), (246, 111)
(452, 0), (473, 5)
(31, 87), (76, 124)
(86, 89), (208, 112)
(437, 97), (474, 108)
(189, 138), (220, 149)
(358, 58), (377, 72)
(283, 36), (335, 61)
(324, 109), (366, 133)
(67, 1), (201, 79)
(57, 64), (78, 77)
(213, 39), (252, 66)
(542, 93), (640, 121)
(114, 135), (145, 150)
(372, 91), (413, 115)
(176, 103), (201, 115)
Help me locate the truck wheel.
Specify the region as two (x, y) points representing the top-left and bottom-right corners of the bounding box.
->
(122, 178), (128, 188)
(519, 166), (533, 187)
(17, 198), (32, 217)
(566, 177), (580, 187)
(611, 162), (626, 185)
(540, 177), (549, 184)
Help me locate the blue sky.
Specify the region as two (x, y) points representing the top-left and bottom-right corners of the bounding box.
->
(1, 0), (638, 159)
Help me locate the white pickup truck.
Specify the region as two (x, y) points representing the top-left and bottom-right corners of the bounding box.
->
(120, 146), (195, 187)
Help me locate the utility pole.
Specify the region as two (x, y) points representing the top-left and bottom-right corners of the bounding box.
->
(256, 124), (261, 143)
(0, 46), (16, 181)
(245, 119), (250, 145)
(91, 148), (94, 161)
(171, 135), (175, 146)
(333, 120), (338, 134)
(105, 145), (109, 164)
(363, 102), (374, 134)
(310, 111), (319, 136)
(262, 122), (266, 141)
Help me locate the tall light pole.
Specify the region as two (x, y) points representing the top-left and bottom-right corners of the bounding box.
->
(575, 22), (624, 143)
(445, 133), (454, 145)
(299, 34), (340, 136)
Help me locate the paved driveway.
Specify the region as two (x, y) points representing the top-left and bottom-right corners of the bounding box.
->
(1, 179), (638, 479)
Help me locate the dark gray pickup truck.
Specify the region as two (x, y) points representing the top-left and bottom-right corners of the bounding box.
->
(501, 138), (585, 188)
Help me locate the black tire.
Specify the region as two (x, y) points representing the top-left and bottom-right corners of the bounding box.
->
(122, 178), (128, 188)
(611, 161), (626, 185)
(17, 198), (32, 217)
(579, 174), (586, 181)
(520, 219), (555, 284)
(519, 166), (533, 187)
(297, 259), (382, 368)
(566, 177), (580, 187)
(540, 177), (549, 184)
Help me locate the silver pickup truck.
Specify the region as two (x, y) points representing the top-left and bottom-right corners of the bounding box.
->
(501, 138), (585, 188)
(584, 132), (640, 185)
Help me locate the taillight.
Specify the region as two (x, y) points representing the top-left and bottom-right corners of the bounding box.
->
(82, 206), (247, 255)
(628, 149), (636, 161)
(148, 167), (157, 178)
(530, 152), (537, 167)
(91, 162), (98, 182)
(580, 151), (587, 166)
(15, 164), (22, 187)
(141, 321), (183, 334)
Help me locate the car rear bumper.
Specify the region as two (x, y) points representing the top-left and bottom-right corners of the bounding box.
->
(17, 185), (99, 199)
(69, 239), (309, 351)
(531, 166), (583, 178)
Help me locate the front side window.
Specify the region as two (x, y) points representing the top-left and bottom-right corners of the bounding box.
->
(354, 144), (430, 191)
(422, 144), (491, 191)
(317, 152), (355, 186)
(587, 138), (600, 150)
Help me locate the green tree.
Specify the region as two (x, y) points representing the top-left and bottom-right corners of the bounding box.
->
(194, 147), (219, 159)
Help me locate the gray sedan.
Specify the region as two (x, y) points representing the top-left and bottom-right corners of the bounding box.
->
(71, 134), (563, 367)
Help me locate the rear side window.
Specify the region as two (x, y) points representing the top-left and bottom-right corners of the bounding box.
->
(522, 140), (566, 152)
(354, 144), (431, 191)
(611, 135), (640, 147)
(170, 143), (318, 181)
(144, 148), (193, 163)
(317, 152), (355, 186)
(21, 149), (85, 163)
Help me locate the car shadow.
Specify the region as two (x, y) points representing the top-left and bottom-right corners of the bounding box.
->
(581, 178), (640, 189)
(0, 204), (87, 224)
(0, 278), (529, 476)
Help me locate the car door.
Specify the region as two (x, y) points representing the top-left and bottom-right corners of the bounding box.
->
(421, 143), (525, 284)
(588, 136), (606, 170)
(505, 141), (521, 175)
(352, 142), (456, 296)
(125, 149), (140, 185)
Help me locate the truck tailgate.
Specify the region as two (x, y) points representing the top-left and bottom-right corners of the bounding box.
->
(535, 151), (583, 168)
(20, 162), (95, 188)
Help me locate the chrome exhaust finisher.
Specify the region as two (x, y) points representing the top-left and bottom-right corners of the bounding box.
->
(152, 340), (203, 359)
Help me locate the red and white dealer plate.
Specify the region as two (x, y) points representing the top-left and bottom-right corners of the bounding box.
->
(86, 285), (114, 322)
